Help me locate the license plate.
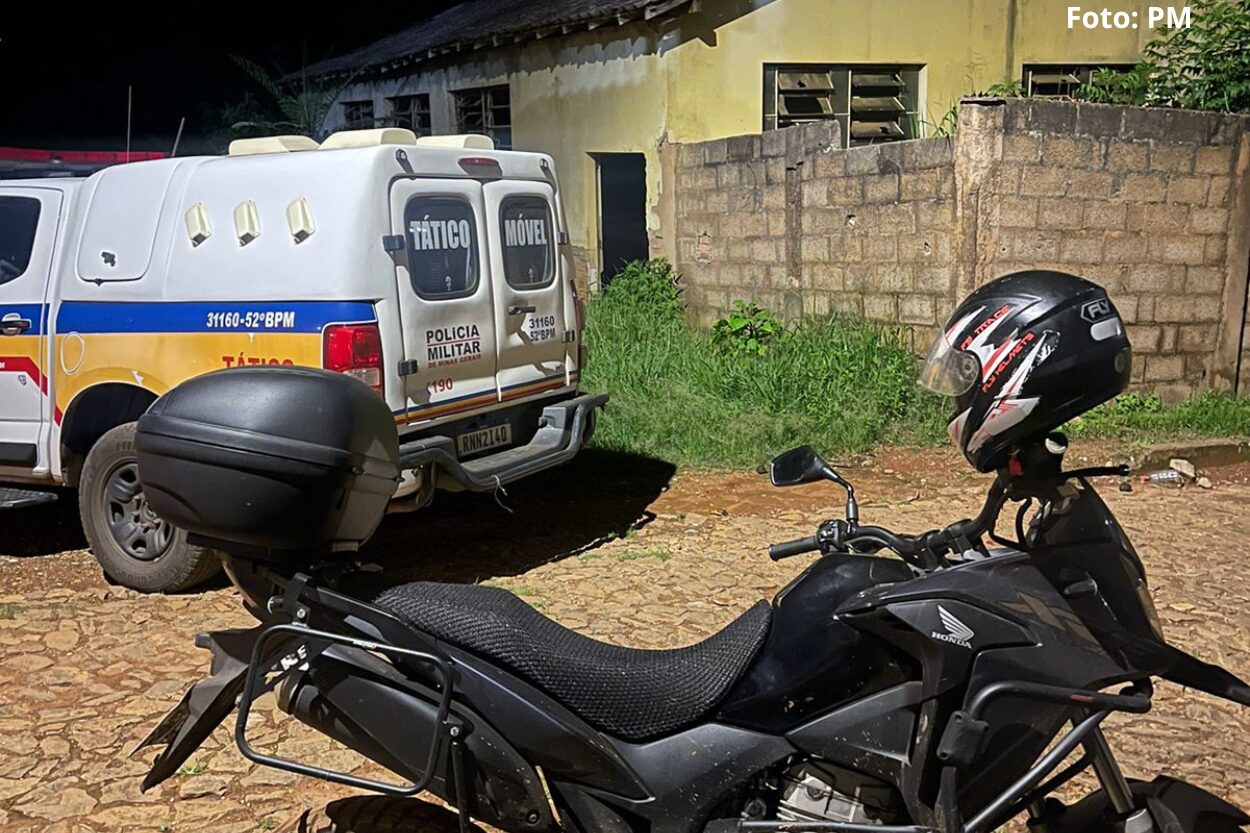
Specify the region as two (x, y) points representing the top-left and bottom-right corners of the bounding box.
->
(456, 423), (512, 456)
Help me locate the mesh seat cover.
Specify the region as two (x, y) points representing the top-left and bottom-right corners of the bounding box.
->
(371, 581), (772, 741)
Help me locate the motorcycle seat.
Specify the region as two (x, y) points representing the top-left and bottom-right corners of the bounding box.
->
(370, 581), (772, 742)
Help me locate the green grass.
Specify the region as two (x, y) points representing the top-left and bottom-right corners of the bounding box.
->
(581, 261), (1250, 468)
(0, 604), (18, 620)
(1068, 391), (1250, 441)
(581, 262), (947, 468)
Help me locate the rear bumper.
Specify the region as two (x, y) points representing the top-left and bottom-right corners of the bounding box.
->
(396, 391), (607, 492)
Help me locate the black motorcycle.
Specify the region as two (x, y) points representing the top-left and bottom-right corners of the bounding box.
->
(133, 366), (1249, 833)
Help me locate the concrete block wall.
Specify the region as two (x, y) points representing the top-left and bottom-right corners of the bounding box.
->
(667, 99), (1250, 399)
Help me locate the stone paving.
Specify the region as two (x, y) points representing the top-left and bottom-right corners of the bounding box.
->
(0, 446), (1247, 832)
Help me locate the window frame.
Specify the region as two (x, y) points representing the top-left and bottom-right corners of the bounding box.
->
(763, 63), (923, 148)
(0, 195), (42, 288)
(341, 99), (376, 130)
(452, 85), (513, 150)
(498, 194), (557, 291)
(1022, 63), (1136, 98)
(386, 93), (432, 136)
(402, 194), (482, 301)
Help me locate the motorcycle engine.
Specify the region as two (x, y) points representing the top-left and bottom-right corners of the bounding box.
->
(773, 763), (903, 825)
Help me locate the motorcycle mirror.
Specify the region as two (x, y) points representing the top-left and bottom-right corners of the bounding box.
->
(770, 446), (832, 487)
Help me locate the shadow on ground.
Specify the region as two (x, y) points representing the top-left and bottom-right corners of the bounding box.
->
(0, 488), (87, 557)
(360, 448), (677, 584)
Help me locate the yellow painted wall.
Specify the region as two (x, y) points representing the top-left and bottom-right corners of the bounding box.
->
(330, 0), (1158, 285)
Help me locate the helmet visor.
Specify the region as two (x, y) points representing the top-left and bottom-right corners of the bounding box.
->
(919, 328), (980, 397)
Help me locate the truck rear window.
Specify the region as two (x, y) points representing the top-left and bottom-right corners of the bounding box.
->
(404, 196), (479, 299)
(0, 196), (40, 287)
(500, 196), (554, 289)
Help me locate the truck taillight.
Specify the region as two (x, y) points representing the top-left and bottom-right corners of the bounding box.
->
(323, 323), (384, 395)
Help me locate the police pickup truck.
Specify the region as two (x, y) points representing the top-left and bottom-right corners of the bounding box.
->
(0, 128), (603, 591)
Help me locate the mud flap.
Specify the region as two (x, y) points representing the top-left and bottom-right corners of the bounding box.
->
(133, 627), (264, 791)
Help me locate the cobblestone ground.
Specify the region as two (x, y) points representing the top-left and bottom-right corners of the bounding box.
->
(0, 445), (1247, 832)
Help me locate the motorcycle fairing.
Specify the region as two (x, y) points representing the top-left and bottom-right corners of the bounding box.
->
(1028, 481), (1250, 707)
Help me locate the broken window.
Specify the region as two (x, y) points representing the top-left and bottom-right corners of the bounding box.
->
(453, 85), (512, 150)
(1022, 64), (1136, 98)
(342, 99), (375, 129)
(763, 64), (923, 148)
(386, 94), (432, 136)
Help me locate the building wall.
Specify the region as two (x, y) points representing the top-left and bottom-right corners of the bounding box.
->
(323, 0), (1155, 288)
(670, 99), (1250, 401)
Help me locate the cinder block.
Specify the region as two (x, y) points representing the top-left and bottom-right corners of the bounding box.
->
(1104, 141), (1149, 172)
(1104, 233), (1150, 264)
(1042, 136), (1099, 168)
(1066, 172), (1114, 198)
(1206, 178), (1231, 207)
(877, 202), (918, 234)
(1002, 134), (1042, 163)
(863, 294), (898, 321)
(1194, 146), (1234, 175)
(1154, 295), (1220, 322)
(917, 200), (955, 230)
(1075, 103), (1125, 138)
(1126, 203), (1190, 234)
(1204, 234), (1228, 265)
(1019, 166), (1070, 197)
(1121, 174), (1167, 203)
(1126, 324), (1162, 353)
(1081, 202), (1126, 230)
(899, 294), (935, 325)
(1124, 263), (1184, 292)
(1185, 266), (1224, 294)
(865, 174), (901, 203)
(1166, 176), (1209, 205)
(995, 196), (1039, 228)
(1150, 143), (1196, 174)
(1144, 354), (1184, 381)
(902, 139), (954, 170)
(846, 145), (881, 175)
(1059, 235), (1105, 264)
(828, 177), (864, 205)
(1149, 235), (1206, 265)
(1189, 206), (1230, 235)
(900, 169), (942, 201)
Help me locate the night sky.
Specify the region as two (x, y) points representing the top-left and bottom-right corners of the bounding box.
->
(0, 5), (458, 151)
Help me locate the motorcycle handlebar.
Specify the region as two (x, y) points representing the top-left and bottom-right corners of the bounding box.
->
(768, 535), (821, 560)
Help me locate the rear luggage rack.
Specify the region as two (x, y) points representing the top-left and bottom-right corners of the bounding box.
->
(398, 391), (606, 490)
(235, 623), (456, 796)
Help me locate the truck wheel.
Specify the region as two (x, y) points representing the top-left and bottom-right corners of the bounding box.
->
(78, 422), (222, 593)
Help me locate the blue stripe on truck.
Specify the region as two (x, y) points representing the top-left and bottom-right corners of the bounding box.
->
(55, 301), (377, 334)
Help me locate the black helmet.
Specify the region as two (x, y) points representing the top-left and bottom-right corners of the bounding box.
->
(920, 270), (1132, 472)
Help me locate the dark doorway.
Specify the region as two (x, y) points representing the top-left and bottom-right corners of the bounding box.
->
(594, 153), (649, 286)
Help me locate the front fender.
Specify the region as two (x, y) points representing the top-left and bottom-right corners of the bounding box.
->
(1055, 777), (1249, 833)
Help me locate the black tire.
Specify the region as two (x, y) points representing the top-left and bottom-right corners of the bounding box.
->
(276, 797), (481, 833)
(78, 422), (222, 593)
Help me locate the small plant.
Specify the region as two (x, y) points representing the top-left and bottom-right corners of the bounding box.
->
(258, 820), (278, 831)
(598, 259), (684, 322)
(616, 549), (674, 562)
(984, 79), (1025, 97)
(176, 760), (208, 777)
(1077, 0), (1250, 113)
(712, 300), (785, 358)
(0, 604), (18, 620)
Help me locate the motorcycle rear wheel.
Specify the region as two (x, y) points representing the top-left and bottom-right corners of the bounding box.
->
(276, 797), (484, 833)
